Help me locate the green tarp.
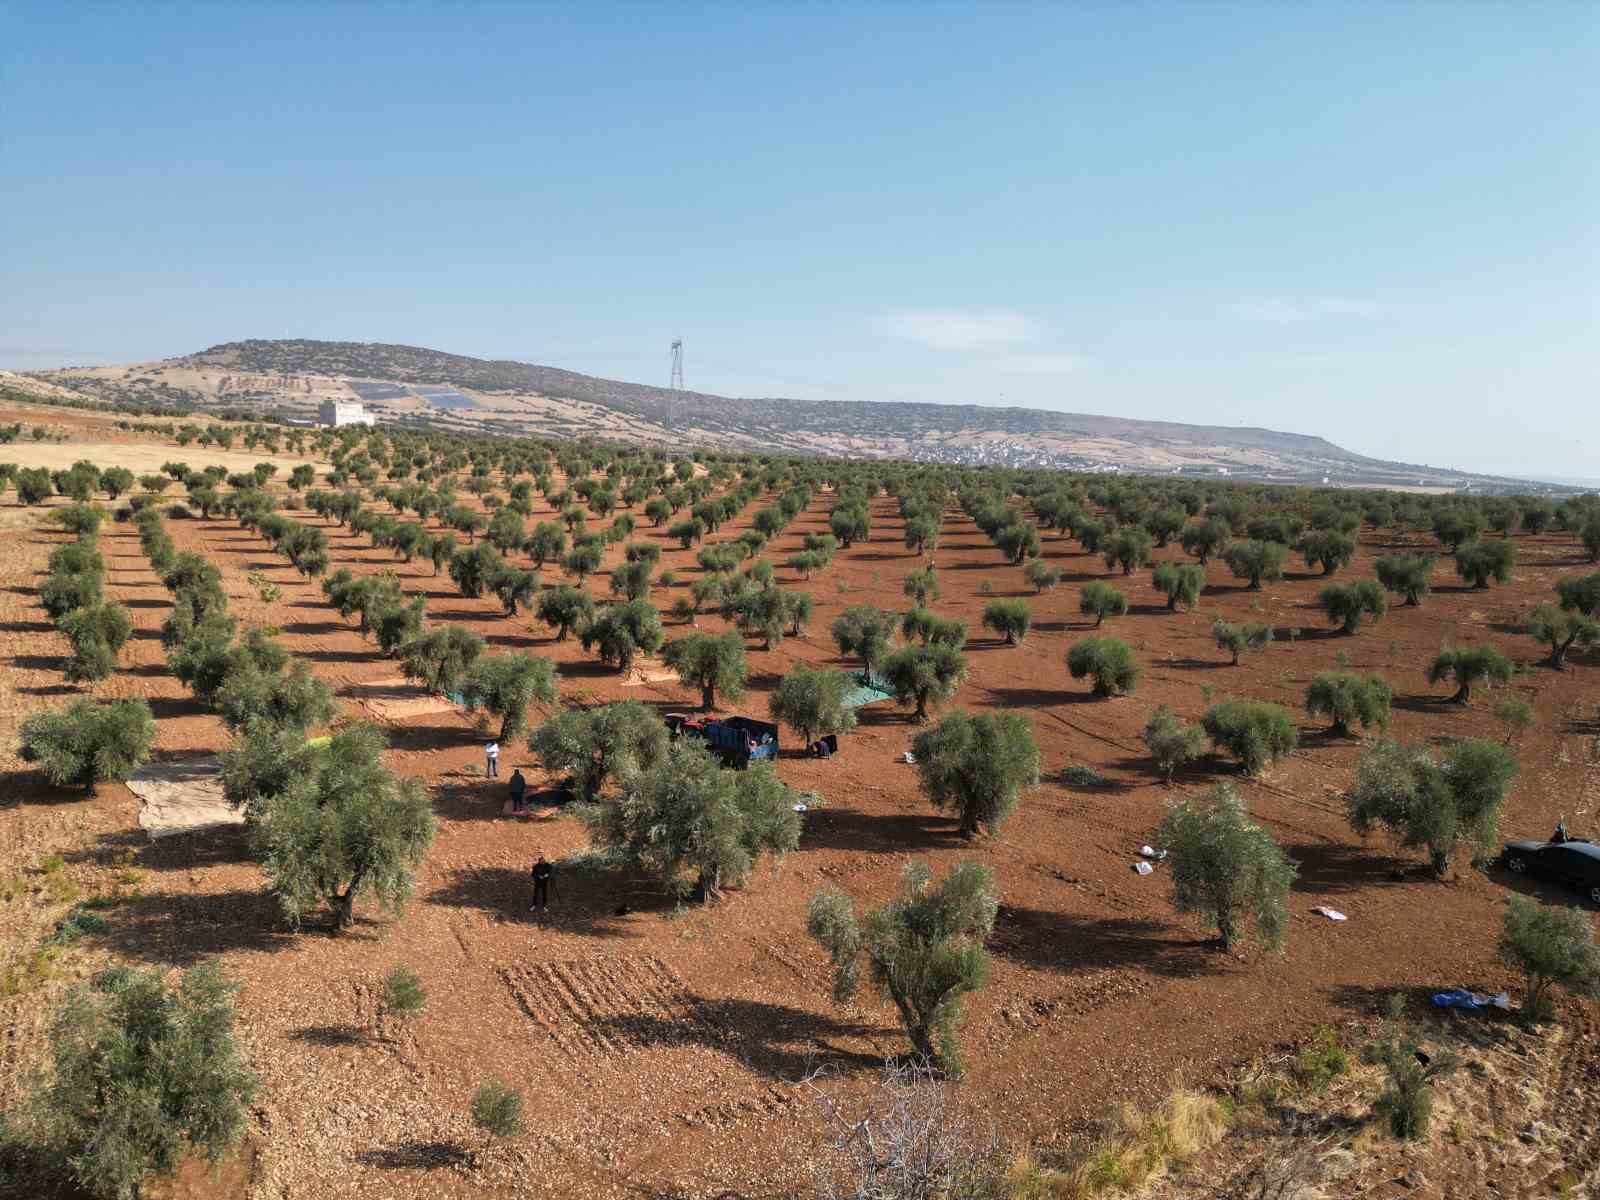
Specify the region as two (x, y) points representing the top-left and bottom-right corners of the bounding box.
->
(843, 670), (894, 709)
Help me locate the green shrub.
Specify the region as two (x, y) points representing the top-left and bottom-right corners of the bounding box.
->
(1293, 1026), (1349, 1091)
(1200, 700), (1298, 775)
(381, 966), (428, 1021)
(471, 1082), (524, 1140)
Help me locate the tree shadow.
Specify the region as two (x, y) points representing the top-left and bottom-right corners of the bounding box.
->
(1284, 841), (1413, 897)
(354, 1141), (472, 1170)
(384, 723), (472, 754)
(0, 618), (54, 633)
(279, 619), (344, 636)
(147, 695), (210, 719)
(989, 906), (1231, 979)
(426, 864), (642, 937)
(15, 682), (79, 697)
(84, 885), (298, 967)
(291, 1023), (368, 1047)
(586, 995), (886, 1079)
(800, 808), (965, 853)
(984, 686), (1104, 707)
(10, 653), (66, 671)
(1392, 693), (1452, 714)
(297, 648), (382, 664)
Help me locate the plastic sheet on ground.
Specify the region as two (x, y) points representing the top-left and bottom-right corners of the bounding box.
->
(130, 757), (244, 839)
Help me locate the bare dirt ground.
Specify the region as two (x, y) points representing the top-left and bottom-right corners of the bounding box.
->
(2, 412), (1598, 1199)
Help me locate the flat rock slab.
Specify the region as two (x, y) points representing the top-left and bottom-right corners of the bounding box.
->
(130, 756), (244, 839)
(622, 657), (678, 687)
(349, 676), (460, 720)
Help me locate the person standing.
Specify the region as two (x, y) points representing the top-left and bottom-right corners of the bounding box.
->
(530, 853), (554, 912)
(508, 767), (527, 814)
(484, 740), (499, 778)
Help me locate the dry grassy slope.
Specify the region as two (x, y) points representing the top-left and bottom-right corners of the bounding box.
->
(25, 339), (1540, 487)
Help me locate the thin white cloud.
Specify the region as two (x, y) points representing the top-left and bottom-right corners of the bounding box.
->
(1229, 298), (1385, 324)
(874, 307), (1039, 351)
(990, 352), (1085, 376)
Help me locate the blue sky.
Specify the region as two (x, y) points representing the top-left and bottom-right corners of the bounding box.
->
(3, 3), (1595, 476)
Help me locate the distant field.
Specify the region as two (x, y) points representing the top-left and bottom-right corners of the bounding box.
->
(0, 440), (323, 477)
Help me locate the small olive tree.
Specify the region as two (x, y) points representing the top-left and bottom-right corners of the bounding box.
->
(1499, 895), (1600, 1020)
(535, 585), (595, 641)
(882, 644), (969, 722)
(1078, 581), (1127, 627)
(1318, 579), (1386, 634)
(1222, 540), (1288, 589)
(1454, 539), (1515, 589)
(1200, 700), (1298, 776)
(1427, 644), (1512, 704)
(1151, 561), (1204, 611)
(1066, 636), (1141, 696)
(1526, 604), (1599, 669)
(1143, 704), (1205, 782)
(1155, 784), (1296, 952)
(1304, 671), (1392, 735)
(830, 605), (896, 673)
(808, 859), (997, 1074)
(981, 599), (1031, 645)
(1375, 554), (1434, 606)
(401, 625), (485, 694)
(1212, 619), (1271, 665)
(1345, 737), (1518, 877)
(19, 698), (155, 791)
(911, 709), (1039, 838)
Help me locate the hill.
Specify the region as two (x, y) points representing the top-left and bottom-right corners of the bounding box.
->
(24, 338), (1546, 489)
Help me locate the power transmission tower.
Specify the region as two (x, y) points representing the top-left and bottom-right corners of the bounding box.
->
(670, 339), (684, 391)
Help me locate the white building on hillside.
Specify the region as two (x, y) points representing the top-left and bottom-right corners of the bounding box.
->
(318, 399), (375, 428)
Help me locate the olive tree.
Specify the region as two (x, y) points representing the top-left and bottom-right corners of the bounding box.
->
(1555, 572), (1600, 617)
(662, 631), (747, 710)
(1499, 896), (1600, 1019)
(767, 664), (858, 746)
(831, 605), (896, 672)
(1454, 539), (1515, 589)
(535, 585), (594, 641)
(1345, 737), (1517, 877)
(1102, 527), (1153, 576)
(808, 859), (997, 1074)
(19, 698), (155, 791)
(881, 643), (969, 721)
(256, 723), (437, 929)
(1427, 644), (1512, 704)
(1180, 517), (1231, 564)
(1143, 704), (1206, 782)
(911, 710), (1039, 838)
(1155, 784), (1296, 952)
(58, 601), (132, 683)
(1298, 530), (1356, 576)
(527, 701), (669, 801)
(1152, 561), (1204, 611)
(24, 961), (258, 1200)
(1526, 604), (1598, 668)
(1305, 671), (1392, 735)
(579, 600), (664, 672)
(902, 566), (940, 607)
(1212, 619), (1271, 665)
(582, 740), (800, 900)
(1318, 579), (1387, 634)
(1024, 558), (1062, 593)
(1375, 554), (1435, 606)
(1201, 700), (1298, 776)
(216, 661), (339, 734)
(400, 624), (485, 694)
(981, 599), (1031, 645)
(1222, 540), (1288, 589)
(1066, 636), (1141, 696)
(459, 651), (559, 740)
(1078, 581), (1127, 626)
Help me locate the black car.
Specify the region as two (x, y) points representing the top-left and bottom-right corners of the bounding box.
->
(1501, 838), (1600, 905)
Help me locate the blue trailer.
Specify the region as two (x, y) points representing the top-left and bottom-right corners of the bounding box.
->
(666, 713), (780, 768)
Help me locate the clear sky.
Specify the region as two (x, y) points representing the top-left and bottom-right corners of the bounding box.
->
(3, 3), (1595, 477)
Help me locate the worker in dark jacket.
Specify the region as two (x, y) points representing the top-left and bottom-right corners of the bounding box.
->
(508, 768), (527, 814)
(530, 853), (554, 912)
